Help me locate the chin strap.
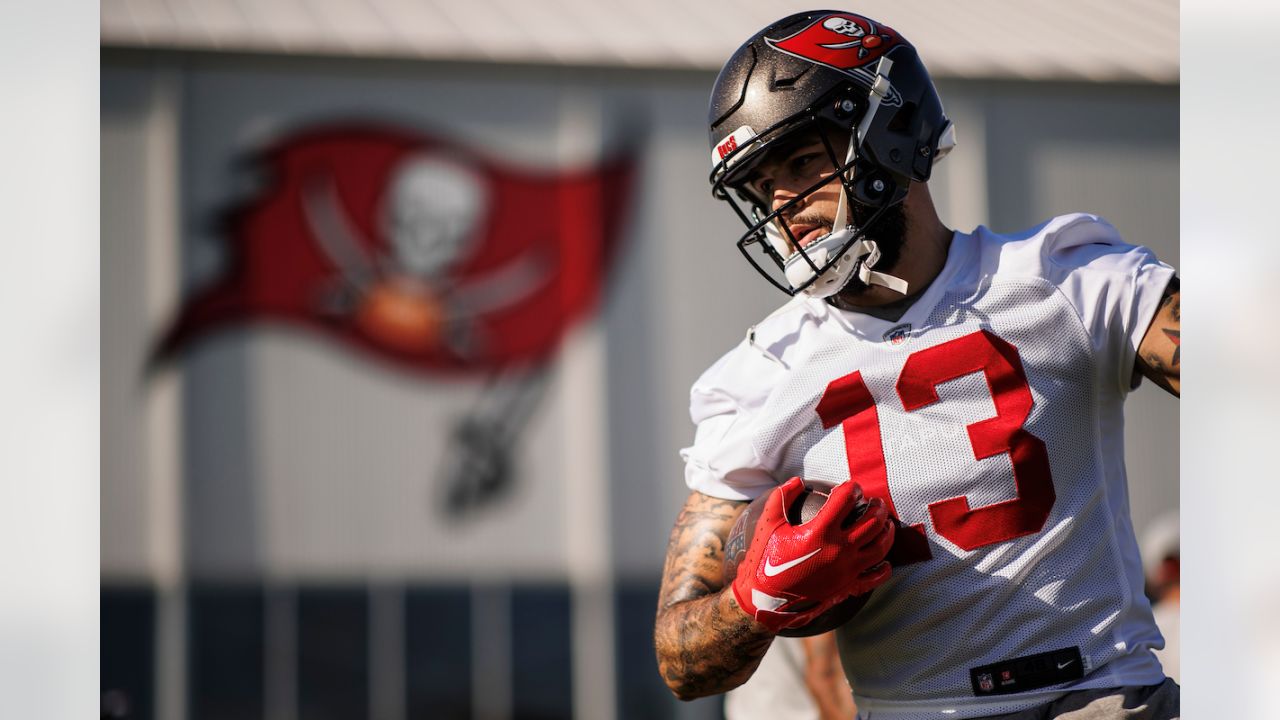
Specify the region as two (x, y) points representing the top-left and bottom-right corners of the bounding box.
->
(829, 55), (909, 296)
(845, 239), (909, 294)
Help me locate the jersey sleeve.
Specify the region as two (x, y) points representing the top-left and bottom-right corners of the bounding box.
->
(1040, 214), (1177, 394)
(679, 339), (786, 501)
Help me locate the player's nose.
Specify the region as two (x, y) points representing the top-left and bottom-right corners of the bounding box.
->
(770, 183), (803, 215)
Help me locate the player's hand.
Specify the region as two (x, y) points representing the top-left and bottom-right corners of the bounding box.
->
(731, 477), (894, 633)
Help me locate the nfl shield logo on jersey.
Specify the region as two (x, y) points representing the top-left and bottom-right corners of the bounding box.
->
(977, 673), (994, 692)
(883, 323), (912, 346)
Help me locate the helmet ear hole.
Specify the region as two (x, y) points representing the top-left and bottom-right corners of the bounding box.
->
(833, 96), (861, 120)
(854, 173), (893, 205)
(887, 102), (917, 133)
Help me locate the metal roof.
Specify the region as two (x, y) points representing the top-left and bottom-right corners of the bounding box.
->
(101, 0), (1178, 83)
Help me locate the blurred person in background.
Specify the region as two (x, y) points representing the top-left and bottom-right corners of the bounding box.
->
(655, 9), (1181, 720)
(1141, 513), (1180, 683)
(726, 633), (857, 720)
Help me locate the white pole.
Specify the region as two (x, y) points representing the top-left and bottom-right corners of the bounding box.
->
(472, 582), (513, 720)
(145, 66), (188, 720)
(369, 582), (407, 720)
(557, 86), (618, 720)
(264, 584), (298, 720)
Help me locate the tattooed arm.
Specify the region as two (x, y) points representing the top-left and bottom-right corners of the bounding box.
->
(654, 490), (775, 700)
(1135, 276), (1180, 396)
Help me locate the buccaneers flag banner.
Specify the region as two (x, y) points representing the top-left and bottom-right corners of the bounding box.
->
(157, 124), (636, 375)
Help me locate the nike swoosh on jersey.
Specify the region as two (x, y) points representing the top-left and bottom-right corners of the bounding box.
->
(763, 548), (822, 577)
(1057, 660), (1075, 670)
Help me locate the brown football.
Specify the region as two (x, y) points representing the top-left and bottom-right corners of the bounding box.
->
(722, 479), (873, 637)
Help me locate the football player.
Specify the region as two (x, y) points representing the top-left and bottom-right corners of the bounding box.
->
(654, 10), (1180, 720)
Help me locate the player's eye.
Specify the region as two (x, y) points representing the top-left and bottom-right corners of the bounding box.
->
(789, 152), (820, 176)
(744, 175), (773, 200)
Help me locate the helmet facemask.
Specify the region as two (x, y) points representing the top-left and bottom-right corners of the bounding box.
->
(707, 12), (956, 300)
(710, 57), (915, 300)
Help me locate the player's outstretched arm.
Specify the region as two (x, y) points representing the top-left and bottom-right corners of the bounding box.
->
(1136, 276), (1180, 396)
(654, 490), (774, 700)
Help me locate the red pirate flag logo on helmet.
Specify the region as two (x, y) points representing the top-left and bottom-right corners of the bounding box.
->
(155, 123), (636, 375)
(767, 13), (901, 73)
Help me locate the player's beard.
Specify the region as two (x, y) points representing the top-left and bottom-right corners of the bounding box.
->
(789, 199), (909, 298)
(849, 198), (908, 284)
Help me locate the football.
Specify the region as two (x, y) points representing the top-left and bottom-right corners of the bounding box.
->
(722, 479), (873, 637)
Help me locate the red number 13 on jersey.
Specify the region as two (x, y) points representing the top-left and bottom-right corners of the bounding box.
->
(815, 329), (1055, 562)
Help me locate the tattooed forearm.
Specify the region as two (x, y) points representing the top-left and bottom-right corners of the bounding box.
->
(1137, 275), (1180, 396)
(654, 582), (774, 699)
(654, 492), (775, 699)
(1162, 276), (1180, 323)
(1161, 328), (1180, 366)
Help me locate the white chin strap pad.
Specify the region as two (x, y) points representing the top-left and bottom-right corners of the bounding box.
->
(782, 229), (909, 299)
(856, 242), (910, 294)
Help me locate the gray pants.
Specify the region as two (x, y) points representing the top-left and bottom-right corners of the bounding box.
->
(984, 679), (1179, 720)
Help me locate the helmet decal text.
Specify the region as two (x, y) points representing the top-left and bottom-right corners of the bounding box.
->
(711, 125), (757, 169)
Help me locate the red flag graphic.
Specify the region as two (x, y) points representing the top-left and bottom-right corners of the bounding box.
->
(157, 124), (636, 375)
(767, 13), (900, 72)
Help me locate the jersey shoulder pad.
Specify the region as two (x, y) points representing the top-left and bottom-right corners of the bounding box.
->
(971, 213), (1137, 282)
(689, 297), (817, 425)
(743, 295), (825, 367)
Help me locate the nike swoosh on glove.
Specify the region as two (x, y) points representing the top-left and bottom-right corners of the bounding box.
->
(731, 477), (895, 633)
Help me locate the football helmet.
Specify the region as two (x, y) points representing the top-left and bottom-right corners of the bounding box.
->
(708, 10), (955, 298)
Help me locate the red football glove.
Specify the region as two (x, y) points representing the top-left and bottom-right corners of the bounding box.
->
(731, 477), (895, 633)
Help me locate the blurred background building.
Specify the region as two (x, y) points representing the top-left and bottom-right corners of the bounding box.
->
(101, 2), (1178, 719)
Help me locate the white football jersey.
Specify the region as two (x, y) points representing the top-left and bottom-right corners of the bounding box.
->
(681, 214), (1175, 720)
